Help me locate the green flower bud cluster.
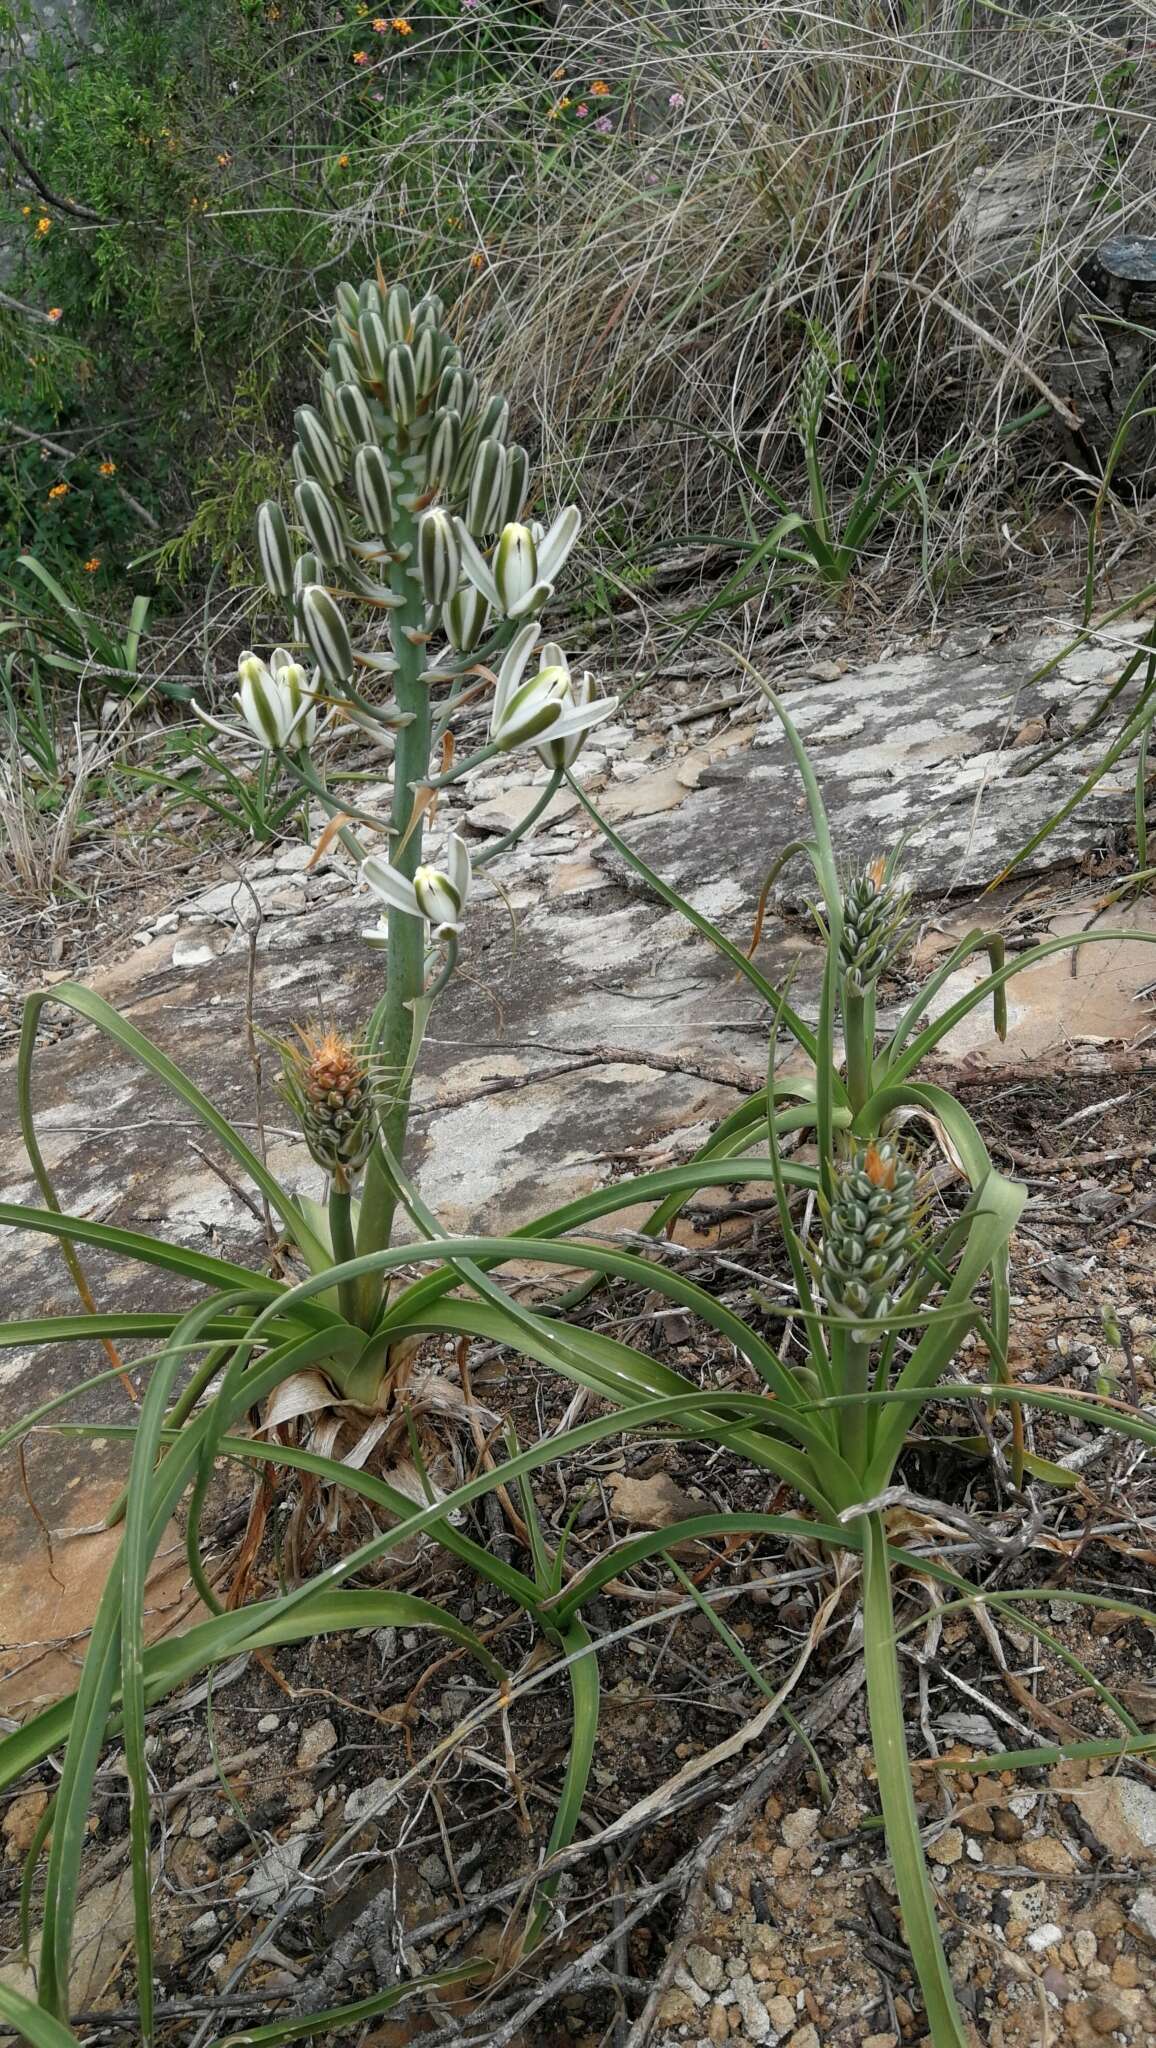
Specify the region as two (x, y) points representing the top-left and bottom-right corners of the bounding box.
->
(254, 276), (541, 682)
(838, 854), (910, 996)
(279, 1027), (376, 1184)
(820, 1138), (918, 1329)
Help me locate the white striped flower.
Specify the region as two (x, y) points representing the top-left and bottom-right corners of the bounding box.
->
(489, 622), (616, 754)
(193, 653), (324, 752)
(454, 504), (581, 620)
(533, 643), (614, 770)
(361, 833), (471, 945)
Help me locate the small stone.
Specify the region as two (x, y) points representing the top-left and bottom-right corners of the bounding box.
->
(1077, 1776), (1156, 1858)
(1075, 1928), (1099, 1968)
(1027, 1923), (1063, 1953)
(1085, 2000), (1127, 2036)
(187, 1815), (217, 1839)
(933, 1827), (964, 1865)
(185, 1911), (219, 1947)
(780, 1807), (820, 1851)
(1131, 1890), (1156, 1942)
(2, 1788), (48, 1857)
(733, 1973), (771, 2040)
(863, 2036), (898, 2048)
(655, 1988), (698, 2027)
(991, 1808), (1024, 1842)
(764, 1994), (797, 2034)
(1007, 1883), (1049, 1930)
(344, 1776), (395, 1825)
(418, 1853), (448, 1889)
(707, 2004), (730, 2044)
(687, 1945), (726, 1993)
(1111, 1955), (1140, 1989)
(257, 1714), (280, 1733)
(294, 1718), (338, 1772)
(238, 1836), (308, 1907)
(785, 2029), (820, 2048)
(172, 933), (219, 968)
(1021, 1836), (1076, 1876)
(275, 842), (319, 872)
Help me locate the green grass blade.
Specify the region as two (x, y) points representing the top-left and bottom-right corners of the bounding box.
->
(0, 1202), (330, 1312)
(563, 777), (820, 1062)
(18, 988), (329, 1274)
(524, 1618), (598, 1949)
(861, 1513), (970, 2047)
(200, 1962), (487, 2047)
(888, 929), (1156, 1084)
(550, 1511), (850, 1627)
(379, 1148), (821, 1328)
(0, 1982), (81, 2047)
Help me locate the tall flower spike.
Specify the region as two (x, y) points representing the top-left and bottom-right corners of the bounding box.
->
(361, 833), (471, 945)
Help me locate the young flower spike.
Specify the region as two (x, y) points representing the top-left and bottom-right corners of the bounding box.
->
(489, 621), (616, 754)
(361, 833), (471, 944)
(532, 642), (613, 769)
(279, 1027), (376, 1181)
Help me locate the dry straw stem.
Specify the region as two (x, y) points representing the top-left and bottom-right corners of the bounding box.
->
(334, 0), (1156, 589)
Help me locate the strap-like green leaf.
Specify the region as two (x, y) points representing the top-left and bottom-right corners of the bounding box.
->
(17, 987), (330, 1274)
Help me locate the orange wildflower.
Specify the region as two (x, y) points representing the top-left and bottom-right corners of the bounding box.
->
(353, 48), (369, 63)
(391, 16), (412, 31)
(83, 557), (101, 573)
(99, 460), (117, 476)
(468, 248), (485, 270)
(591, 79), (610, 94)
(35, 215), (52, 236)
(46, 307), (63, 324)
(48, 482), (70, 500)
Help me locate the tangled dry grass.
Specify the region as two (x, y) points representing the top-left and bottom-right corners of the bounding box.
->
(330, 0), (1156, 588)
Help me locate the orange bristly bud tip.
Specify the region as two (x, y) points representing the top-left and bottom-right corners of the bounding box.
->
(863, 1142), (897, 1191)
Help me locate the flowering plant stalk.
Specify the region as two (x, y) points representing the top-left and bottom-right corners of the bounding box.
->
(191, 270), (614, 1328)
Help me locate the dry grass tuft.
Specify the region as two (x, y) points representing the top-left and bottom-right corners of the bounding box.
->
(339, 0), (1156, 586)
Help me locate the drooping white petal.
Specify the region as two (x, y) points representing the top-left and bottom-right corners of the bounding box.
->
(360, 856), (422, 920)
(504, 577), (555, 620)
(453, 517), (499, 608)
(491, 620), (542, 731)
(535, 504), (581, 584)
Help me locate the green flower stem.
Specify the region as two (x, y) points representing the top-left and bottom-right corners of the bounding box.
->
(838, 1330), (872, 1469)
(355, 503), (430, 1321)
(288, 752), (378, 853)
(328, 1185), (362, 1329)
(423, 738), (502, 787)
(861, 1511), (970, 2047)
(842, 986), (872, 1118)
(474, 769), (563, 868)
